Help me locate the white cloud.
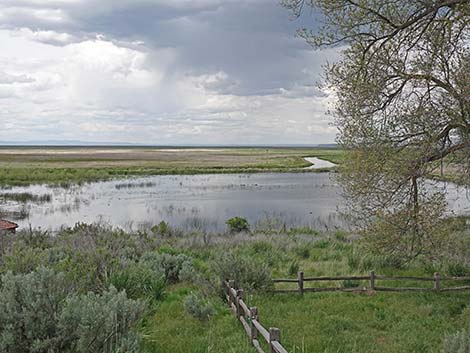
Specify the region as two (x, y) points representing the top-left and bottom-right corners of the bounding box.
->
(0, 1), (338, 144)
(0, 71), (35, 84)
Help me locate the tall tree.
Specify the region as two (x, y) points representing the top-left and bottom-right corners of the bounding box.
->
(284, 0), (470, 261)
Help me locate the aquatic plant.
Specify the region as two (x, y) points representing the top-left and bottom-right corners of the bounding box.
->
(226, 217), (250, 234)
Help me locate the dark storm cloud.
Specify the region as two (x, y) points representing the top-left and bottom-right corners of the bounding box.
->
(0, 0), (326, 97)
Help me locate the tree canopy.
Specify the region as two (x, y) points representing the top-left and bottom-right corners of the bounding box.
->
(284, 0), (470, 261)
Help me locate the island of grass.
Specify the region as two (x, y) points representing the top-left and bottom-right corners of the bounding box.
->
(0, 147), (346, 186)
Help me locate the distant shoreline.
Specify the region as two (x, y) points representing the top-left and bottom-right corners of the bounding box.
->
(0, 147), (344, 186)
(0, 144), (339, 149)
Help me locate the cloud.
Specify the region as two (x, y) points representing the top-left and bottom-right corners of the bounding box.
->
(0, 71), (35, 84)
(14, 28), (81, 46)
(0, 0), (338, 144)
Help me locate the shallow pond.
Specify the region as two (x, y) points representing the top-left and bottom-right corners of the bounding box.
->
(1, 172), (469, 232)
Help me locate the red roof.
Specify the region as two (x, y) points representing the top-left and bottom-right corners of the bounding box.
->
(0, 220), (19, 231)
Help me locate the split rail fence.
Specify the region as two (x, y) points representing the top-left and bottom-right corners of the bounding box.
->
(224, 280), (288, 353)
(273, 271), (470, 294)
(225, 273), (470, 353)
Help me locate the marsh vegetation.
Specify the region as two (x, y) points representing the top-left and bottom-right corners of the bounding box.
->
(2, 220), (470, 353)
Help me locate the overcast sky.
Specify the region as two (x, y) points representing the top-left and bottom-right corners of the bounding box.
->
(0, 0), (338, 145)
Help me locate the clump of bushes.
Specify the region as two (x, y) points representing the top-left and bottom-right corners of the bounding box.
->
(184, 292), (216, 321)
(0, 268), (145, 353)
(211, 250), (272, 292)
(140, 252), (195, 284)
(226, 217), (250, 233)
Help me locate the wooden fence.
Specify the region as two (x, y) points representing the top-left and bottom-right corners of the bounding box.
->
(272, 271), (470, 294)
(225, 274), (470, 353)
(224, 280), (289, 353)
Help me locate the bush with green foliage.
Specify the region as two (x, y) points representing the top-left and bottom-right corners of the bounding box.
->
(109, 262), (165, 302)
(151, 221), (172, 236)
(184, 292), (216, 321)
(59, 287), (145, 353)
(179, 260), (197, 283)
(211, 250), (272, 291)
(0, 268), (145, 353)
(140, 252), (194, 284)
(226, 217), (250, 233)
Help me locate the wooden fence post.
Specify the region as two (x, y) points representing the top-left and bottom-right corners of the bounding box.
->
(250, 307), (259, 340)
(228, 280), (235, 306)
(369, 271), (375, 290)
(236, 289), (244, 318)
(298, 271), (304, 295)
(434, 272), (440, 291)
(269, 328), (281, 353)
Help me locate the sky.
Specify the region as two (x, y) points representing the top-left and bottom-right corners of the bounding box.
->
(0, 0), (339, 145)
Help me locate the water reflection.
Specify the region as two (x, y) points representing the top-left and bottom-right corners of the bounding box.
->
(0, 172), (468, 232)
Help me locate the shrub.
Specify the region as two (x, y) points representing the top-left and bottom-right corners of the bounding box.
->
(54, 247), (116, 293)
(442, 330), (470, 353)
(151, 221), (171, 236)
(109, 263), (165, 302)
(2, 245), (48, 274)
(211, 251), (272, 292)
(226, 217), (250, 233)
(140, 252), (194, 284)
(0, 268), (145, 353)
(59, 287), (145, 353)
(184, 292), (216, 321)
(179, 260), (197, 283)
(0, 268), (70, 353)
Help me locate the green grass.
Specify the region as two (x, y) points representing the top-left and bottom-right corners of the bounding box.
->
(142, 285), (255, 353)
(251, 291), (470, 353)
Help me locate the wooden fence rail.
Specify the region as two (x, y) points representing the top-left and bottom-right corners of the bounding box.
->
(224, 280), (290, 353)
(272, 271), (470, 294)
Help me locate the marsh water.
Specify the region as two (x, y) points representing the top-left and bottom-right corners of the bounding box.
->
(1, 169), (469, 232)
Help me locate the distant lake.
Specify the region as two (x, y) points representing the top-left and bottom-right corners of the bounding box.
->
(1, 172), (469, 232)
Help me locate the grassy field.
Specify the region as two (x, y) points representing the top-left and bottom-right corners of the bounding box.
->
(150, 228), (470, 353)
(0, 147), (345, 186)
